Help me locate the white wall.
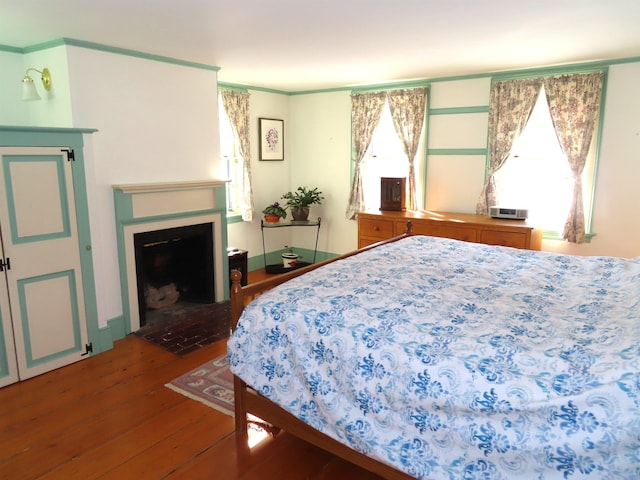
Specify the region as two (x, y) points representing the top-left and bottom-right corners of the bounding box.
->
(3, 43), (640, 333)
(0, 46), (74, 127)
(227, 90), (356, 260)
(226, 90), (292, 258)
(21, 46), (74, 127)
(289, 91), (354, 254)
(546, 62), (640, 258)
(0, 51), (29, 125)
(65, 46), (220, 327)
(278, 64), (640, 259)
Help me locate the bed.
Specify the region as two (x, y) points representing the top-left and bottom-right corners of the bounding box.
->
(227, 233), (640, 479)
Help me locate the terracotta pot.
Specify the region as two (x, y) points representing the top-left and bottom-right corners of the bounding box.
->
(264, 214), (281, 223)
(291, 207), (310, 221)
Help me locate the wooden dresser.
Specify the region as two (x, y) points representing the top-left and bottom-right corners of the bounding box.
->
(358, 210), (542, 250)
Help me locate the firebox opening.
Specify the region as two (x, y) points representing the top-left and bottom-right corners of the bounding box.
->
(134, 222), (215, 326)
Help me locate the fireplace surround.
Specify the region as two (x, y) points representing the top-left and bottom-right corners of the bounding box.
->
(134, 222), (215, 326)
(113, 180), (228, 333)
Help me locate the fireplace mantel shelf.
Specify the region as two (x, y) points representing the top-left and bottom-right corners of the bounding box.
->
(112, 179), (229, 194)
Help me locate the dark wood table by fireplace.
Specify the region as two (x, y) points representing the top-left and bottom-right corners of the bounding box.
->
(228, 248), (248, 287)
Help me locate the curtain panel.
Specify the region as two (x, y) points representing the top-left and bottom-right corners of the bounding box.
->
(345, 92), (387, 220)
(544, 72), (604, 243)
(220, 90), (255, 221)
(476, 78), (542, 215)
(387, 88), (427, 211)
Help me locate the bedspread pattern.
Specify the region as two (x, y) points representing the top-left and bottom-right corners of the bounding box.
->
(228, 236), (640, 479)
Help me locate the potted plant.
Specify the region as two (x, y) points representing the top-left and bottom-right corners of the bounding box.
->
(281, 186), (324, 221)
(262, 202), (287, 223)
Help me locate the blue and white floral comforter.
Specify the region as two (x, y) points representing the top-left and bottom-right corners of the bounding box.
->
(227, 236), (640, 479)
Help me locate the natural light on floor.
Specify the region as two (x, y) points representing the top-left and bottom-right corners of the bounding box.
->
(248, 415), (271, 448)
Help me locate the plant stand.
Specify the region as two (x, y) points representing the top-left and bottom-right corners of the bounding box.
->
(261, 218), (321, 274)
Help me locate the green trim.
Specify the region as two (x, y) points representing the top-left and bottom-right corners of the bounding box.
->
(0, 309), (11, 378)
(113, 183), (229, 334)
(490, 64), (609, 82)
(585, 71), (609, 234)
(0, 44), (23, 54)
(430, 106), (489, 115)
(0, 127), (101, 360)
(19, 270), (81, 367)
(427, 148), (488, 156)
(3, 154), (72, 245)
(485, 68), (609, 235)
(105, 316), (127, 345)
(21, 38), (66, 52)
(543, 230), (596, 243)
(217, 83), (249, 93)
(5, 37), (639, 94)
(226, 213), (244, 224)
(216, 82), (287, 94)
(19, 38), (220, 72)
(262, 56), (638, 95)
(4, 35), (639, 94)
(350, 80), (430, 94)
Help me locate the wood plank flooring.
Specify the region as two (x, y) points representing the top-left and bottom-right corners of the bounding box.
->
(0, 269), (385, 480)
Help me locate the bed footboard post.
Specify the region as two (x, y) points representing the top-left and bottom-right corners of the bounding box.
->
(230, 269), (250, 435)
(234, 376), (249, 434)
(230, 270), (244, 331)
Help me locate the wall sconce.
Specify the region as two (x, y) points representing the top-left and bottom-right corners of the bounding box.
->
(21, 67), (52, 101)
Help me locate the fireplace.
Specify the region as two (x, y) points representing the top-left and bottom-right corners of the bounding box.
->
(113, 180), (229, 333)
(134, 222), (215, 326)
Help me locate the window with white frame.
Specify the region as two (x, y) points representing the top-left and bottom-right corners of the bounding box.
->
(362, 99), (425, 211)
(493, 85), (598, 234)
(218, 97), (243, 215)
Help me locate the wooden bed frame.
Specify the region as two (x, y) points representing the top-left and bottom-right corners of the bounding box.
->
(229, 229), (415, 480)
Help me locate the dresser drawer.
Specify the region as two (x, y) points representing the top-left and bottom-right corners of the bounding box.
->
(480, 230), (528, 249)
(358, 217), (394, 240)
(357, 210), (540, 251)
(408, 221), (478, 243)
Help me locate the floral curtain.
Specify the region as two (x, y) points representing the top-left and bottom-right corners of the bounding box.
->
(544, 72), (604, 243)
(345, 91), (387, 220)
(476, 78), (543, 215)
(387, 88), (427, 210)
(220, 89), (255, 221)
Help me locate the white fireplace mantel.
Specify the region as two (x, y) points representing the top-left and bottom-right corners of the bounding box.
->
(112, 179), (228, 194)
(112, 179), (229, 333)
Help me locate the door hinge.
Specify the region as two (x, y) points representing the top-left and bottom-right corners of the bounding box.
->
(81, 342), (93, 356)
(61, 148), (75, 162)
(0, 257), (10, 272)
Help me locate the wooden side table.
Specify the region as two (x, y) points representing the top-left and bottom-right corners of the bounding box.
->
(228, 248), (248, 286)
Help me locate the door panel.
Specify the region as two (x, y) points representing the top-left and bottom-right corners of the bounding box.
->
(0, 147), (88, 382)
(0, 269), (18, 388)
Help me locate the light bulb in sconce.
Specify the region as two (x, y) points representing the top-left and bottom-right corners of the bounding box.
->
(21, 67), (52, 101)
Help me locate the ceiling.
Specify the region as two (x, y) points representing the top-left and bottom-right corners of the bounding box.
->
(1, 0), (639, 92)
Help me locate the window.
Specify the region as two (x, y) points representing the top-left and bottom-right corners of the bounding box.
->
(218, 97), (244, 216)
(361, 100), (425, 211)
(494, 85), (598, 234)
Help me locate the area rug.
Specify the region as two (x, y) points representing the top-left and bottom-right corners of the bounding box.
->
(165, 353), (235, 416)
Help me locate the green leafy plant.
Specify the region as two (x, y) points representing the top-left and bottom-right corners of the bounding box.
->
(262, 201), (287, 219)
(281, 186), (324, 209)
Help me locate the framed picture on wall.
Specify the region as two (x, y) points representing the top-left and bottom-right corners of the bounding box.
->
(259, 118), (284, 161)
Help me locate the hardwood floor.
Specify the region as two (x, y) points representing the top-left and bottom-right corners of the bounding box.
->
(0, 269), (384, 480)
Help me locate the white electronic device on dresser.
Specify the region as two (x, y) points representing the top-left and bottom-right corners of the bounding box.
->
(489, 206), (529, 220)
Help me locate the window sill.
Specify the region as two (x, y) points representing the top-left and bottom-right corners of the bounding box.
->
(542, 230), (595, 243)
(227, 213), (244, 224)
